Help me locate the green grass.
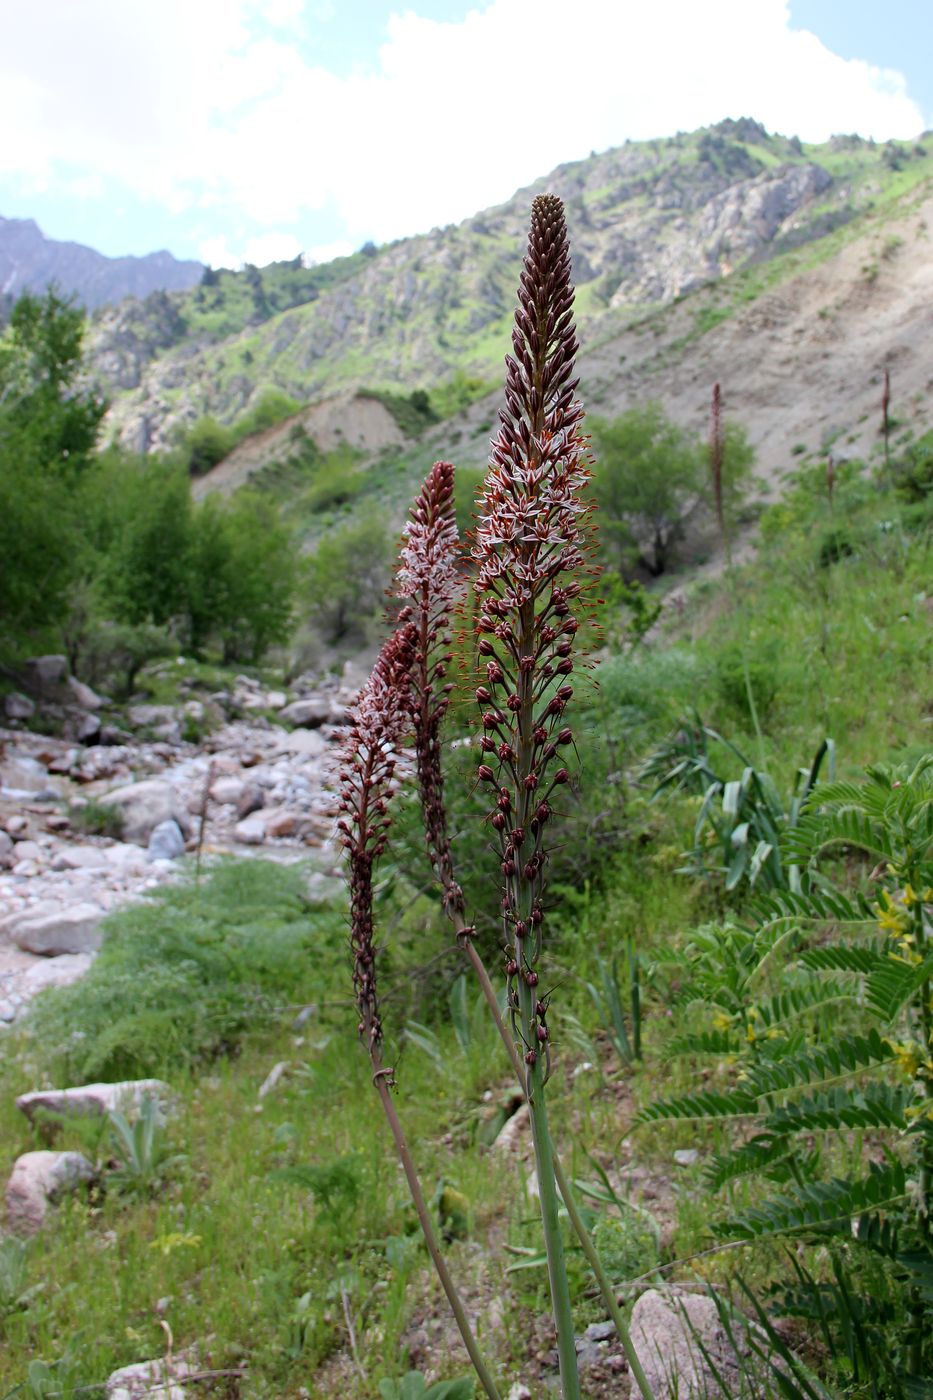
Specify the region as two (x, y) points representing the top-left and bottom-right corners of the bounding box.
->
(2, 461), (931, 1396)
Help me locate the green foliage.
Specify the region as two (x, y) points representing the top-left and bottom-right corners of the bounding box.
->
(304, 511), (393, 645)
(379, 1373), (475, 1400)
(591, 403), (704, 574)
(645, 719), (834, 892)
(26, 861), (342, 1081)
(642, 758), (933, 1384)
(67, 798), (125, 840)
(0, 290), (107, 648)
(181, 415), (236, 476)
(360, 386), (440, 437)
(585, 945), (642, 1065)
(0, 1240), (43, 1328)
(107, 1096), (185, 1199)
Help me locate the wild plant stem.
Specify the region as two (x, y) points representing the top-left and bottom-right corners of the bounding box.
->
(524, 1047), (581, 1400)
(461, 933), (655, 1400)
(370, 1046), (503, 1400)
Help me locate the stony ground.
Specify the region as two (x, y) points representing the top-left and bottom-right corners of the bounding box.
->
(0, 666), (357, 1024)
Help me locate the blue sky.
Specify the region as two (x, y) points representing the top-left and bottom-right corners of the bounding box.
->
(1, 0), (929, 269)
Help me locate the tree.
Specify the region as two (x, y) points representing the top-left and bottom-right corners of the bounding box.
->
(591, 405), (704, 575)
(0, 290), (106, 650)
(305, 513), (392, 644)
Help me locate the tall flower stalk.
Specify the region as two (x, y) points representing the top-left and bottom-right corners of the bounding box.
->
(469, 191), (594, 1400)
(396, 457), (654, 1398)
(337, 626), (502, 1400)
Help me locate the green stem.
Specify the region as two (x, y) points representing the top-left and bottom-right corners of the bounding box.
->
(371, 1048), (503, 1400)
(461, 936), (655, 1399)
(525, 1049), (581, 1400)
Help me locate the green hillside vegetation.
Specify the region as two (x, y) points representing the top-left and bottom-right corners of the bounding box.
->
(90, 123), (933, 451)
(0, 423), (930, 1395)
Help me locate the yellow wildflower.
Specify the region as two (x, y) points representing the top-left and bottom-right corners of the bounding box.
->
(712, 1011), (733, 1033)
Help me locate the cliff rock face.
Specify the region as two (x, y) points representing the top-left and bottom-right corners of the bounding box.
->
(0, 216), (203, 312)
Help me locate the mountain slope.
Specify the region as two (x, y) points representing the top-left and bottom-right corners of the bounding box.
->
(86, 120), (933, 455)
(0, 215), (203, 312)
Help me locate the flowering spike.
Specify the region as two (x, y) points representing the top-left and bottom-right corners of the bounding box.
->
(337, 624), (415, 1050)
(394, 460), (467, 917)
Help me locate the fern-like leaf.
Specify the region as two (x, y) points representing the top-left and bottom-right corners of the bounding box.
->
(633, 1088), (758, 1127)
(714, 1160), (908, 1240)
(763, 1084), (911, 1135)
(745, 1029), (894, 1096)
(784, 810), (896, 867)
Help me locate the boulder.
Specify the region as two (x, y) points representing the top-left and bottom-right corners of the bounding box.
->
(0, 755), (58, 797)
(210, 776), (244, 806)
(4, 692), (35, 720)
(6, 1150), (94, 1234)
(4, 902), (104, 956)
(274, 727), (327, 757)
(24, 655), (67, 692)
(630, 1288), (766, 1399)
(17, 1080), (174, 1126)
(13, 839), (42, 863)
(50, 845), (111, 871)
(264, 809), (300, 839)
(236, 783), (265, 820)
(234, 816), (266, 845)
(67, 676), (105, 710)
(75, 713), (102, 743)
(127, 705), (182, 744)
(99, 780), (189, 845)
(105, 1351), (198, 1399)
(280, 696), (331, 728)
(147, 820), (186, 862)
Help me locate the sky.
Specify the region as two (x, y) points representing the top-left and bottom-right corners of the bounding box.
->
(1, 0), (930, 269)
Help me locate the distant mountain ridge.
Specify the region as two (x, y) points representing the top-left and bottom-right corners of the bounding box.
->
(0, 215), (203, 312)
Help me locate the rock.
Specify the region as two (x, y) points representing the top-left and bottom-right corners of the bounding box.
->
(258, 1061), (288, 1099)
(4, 902), (104, 955)
(12, 859), (39, 877)
(44, 813), (71, 832)
(50, 845), (111, 871)
(265, 690), (287, 709)
(264, 809), (300, 839)
(280, 696), (331, 728)
(630, 1288), (767, 1399)
(75, 713), (102, 743)
(507, 1387), (532, 1400)
(492, 1101), (530, 1154)
(24, 655), (67, 691)
(98, 779), (189, 845)
(13, 839), (42, 863)
(575, 1336), (605, 1368)
(17, 1079), (174, 1126)
(585, 1321), (616, 1343)
(147, 820), (186, 862)
(210, 776), (244, 806)
(19, 953), (94, 998)
(67, 676), (105, 709)
(5, 692), (35, 720)
(234, 816), (266, 845)
(1, 756), (58, 797)
(236, 783), (264, 819)
(274, 727), (327, 757)
(673, 1149), (699, 1167)
(105, 1351), (199, 1399)
(6, 1150), (94, 1234)
(4, 814), (28, 836)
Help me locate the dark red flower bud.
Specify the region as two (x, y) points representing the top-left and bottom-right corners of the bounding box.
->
(498, 789), (511, 810)
(476, 686), (492, 703)
(525, 1049), (537, 1066)
(524, 772), (539, 790)
(552, 768), (570, 785)
(556, 658), (573, 674)
(477, 764), (495, 782)
(558, 727), (572, 744)
(536, 1024), (549, 1042)
(524, 969), (539, 987)
(506, 959), (519, 976)
(531, 905), (543, 925)
(478, 637), (495, 654)
(514, 919), (527, 939)
(511, 825), (525, 846)
(506, 693), (522, 711)
(480, 735), (496, 752)
(491, 811), (507, 831)
(502, 859), (515, 876)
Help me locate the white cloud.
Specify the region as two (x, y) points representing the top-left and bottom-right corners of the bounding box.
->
(303, 238), (355, 265)
(2, 0), (925, 261)
(199, 230), (304, 268)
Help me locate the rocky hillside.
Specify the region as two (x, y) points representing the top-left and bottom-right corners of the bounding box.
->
(0, 215), (203, 312)
(90, 120), (933, 453)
